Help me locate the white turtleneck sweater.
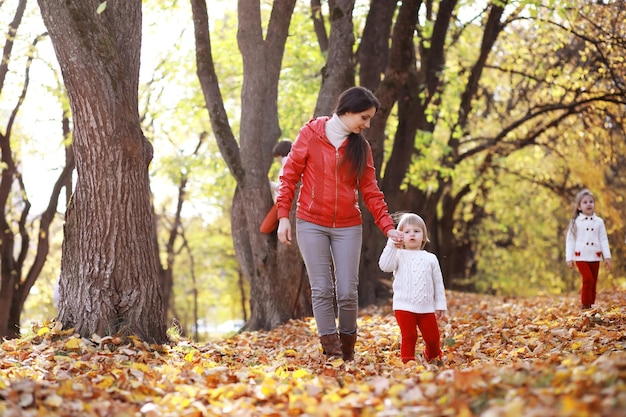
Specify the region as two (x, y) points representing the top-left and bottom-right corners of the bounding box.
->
(325, 113), (351, 148)
(379, 239), (447, 314)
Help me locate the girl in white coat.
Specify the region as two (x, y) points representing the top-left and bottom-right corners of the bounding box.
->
(565, 189), (611, 310)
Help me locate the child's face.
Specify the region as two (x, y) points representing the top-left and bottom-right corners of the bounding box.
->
(401, 224), (424, 250)
(578, 195), (595, 216)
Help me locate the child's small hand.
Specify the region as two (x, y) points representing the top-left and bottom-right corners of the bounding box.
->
(605, 259), (611, 269)
(435, 310), (445, 320)
(387, 229), (403, 245)
(567, 261), (574, 269)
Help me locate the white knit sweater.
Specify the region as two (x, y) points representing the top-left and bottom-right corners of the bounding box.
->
(378, 239), (447, 313)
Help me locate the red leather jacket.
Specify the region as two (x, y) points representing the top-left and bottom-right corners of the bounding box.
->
(276, 116), (395, 235)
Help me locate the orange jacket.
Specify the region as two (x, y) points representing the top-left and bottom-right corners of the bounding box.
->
(276, 116), (395, 235)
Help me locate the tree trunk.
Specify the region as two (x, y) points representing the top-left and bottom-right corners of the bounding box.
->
(314, 0), (356, 116)
(192, 0), (306, 331)
(358, 0), (418, 305)
(0, 0), (73, 339)
(357, 0), (397, 92)
(276, 187), (312, 319)
(0, 0), (27, 339)
(310, 0), (329, 52)
(360, 0), (454, 293)
(37, 0), (167, 342)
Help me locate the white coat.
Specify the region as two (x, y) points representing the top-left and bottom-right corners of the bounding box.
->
(565, 213), (611, 262)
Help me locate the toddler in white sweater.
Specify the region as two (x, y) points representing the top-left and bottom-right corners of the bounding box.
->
(379, 213), (447, 364)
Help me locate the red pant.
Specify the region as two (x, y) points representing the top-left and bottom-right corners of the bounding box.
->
(575, 261), (600, 306)
(394, 310), (442, 363)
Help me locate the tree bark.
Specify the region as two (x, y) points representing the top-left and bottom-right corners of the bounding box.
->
(37, 0), (167, 342)
(314, 0), (356, 116)
(357, 0), (397, 92)
(310, 0), (329, 53)
(0, 0), (29, 339)
(374, 0), (458, 288)
(358, 0), (419, 306)
(192, 0), (309, 331)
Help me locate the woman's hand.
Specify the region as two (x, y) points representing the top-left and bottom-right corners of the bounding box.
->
(277, 218), (292, 246)
(387, 229), (403, 245)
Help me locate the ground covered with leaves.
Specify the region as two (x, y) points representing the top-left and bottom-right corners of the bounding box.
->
(1, 291), (625, 416)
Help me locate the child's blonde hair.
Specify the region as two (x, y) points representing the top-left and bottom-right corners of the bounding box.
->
(397, 212), (430, 249)
(568, 188), (594, 239)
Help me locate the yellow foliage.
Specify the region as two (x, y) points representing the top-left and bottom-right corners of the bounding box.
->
(36, 327), (50, 336)
(63, 338), (82, 350)
(131, 362), (150, 373)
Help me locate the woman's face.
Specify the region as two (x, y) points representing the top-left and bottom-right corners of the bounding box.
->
(340, 107), (376, 134)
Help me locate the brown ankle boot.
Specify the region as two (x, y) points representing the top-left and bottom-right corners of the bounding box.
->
(339, 332), (357, 361)
(319, 333), (342, 359)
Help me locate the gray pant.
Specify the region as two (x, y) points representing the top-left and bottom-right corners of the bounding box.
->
(296, 220), (362, 336)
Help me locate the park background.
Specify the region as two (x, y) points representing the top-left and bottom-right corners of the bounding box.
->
(0, 0), (625, 340)
(1, 1), (626, 416)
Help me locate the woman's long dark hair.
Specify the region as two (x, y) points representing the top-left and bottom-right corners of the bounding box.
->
(334, 86), (380, 179)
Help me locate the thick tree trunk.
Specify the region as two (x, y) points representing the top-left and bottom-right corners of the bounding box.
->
(38, 0), (167, 342)
(0, 207), (17, 337)
(358, 0), (418, 305)
(192, 0), (304, 331)
(231, 185), (310, 331)
(237, 0), (302, 330)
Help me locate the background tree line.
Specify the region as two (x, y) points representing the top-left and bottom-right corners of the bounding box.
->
(0, 0), (623, 341)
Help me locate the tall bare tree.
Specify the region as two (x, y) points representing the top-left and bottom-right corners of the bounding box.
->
(37, 0), (167, 342)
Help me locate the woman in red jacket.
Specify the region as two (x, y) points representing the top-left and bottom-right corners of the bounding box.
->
(276, 86), (403, 362)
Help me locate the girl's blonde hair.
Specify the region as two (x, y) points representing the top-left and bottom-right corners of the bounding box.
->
(397, 212), (430, 249)
(568, 188), (594, 238)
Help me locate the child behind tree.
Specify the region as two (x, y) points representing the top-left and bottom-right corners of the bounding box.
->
(260, 140), (292, 233)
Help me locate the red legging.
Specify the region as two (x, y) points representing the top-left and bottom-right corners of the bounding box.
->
(575, 261), (600, 306)
(394, 310), (442, 363)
